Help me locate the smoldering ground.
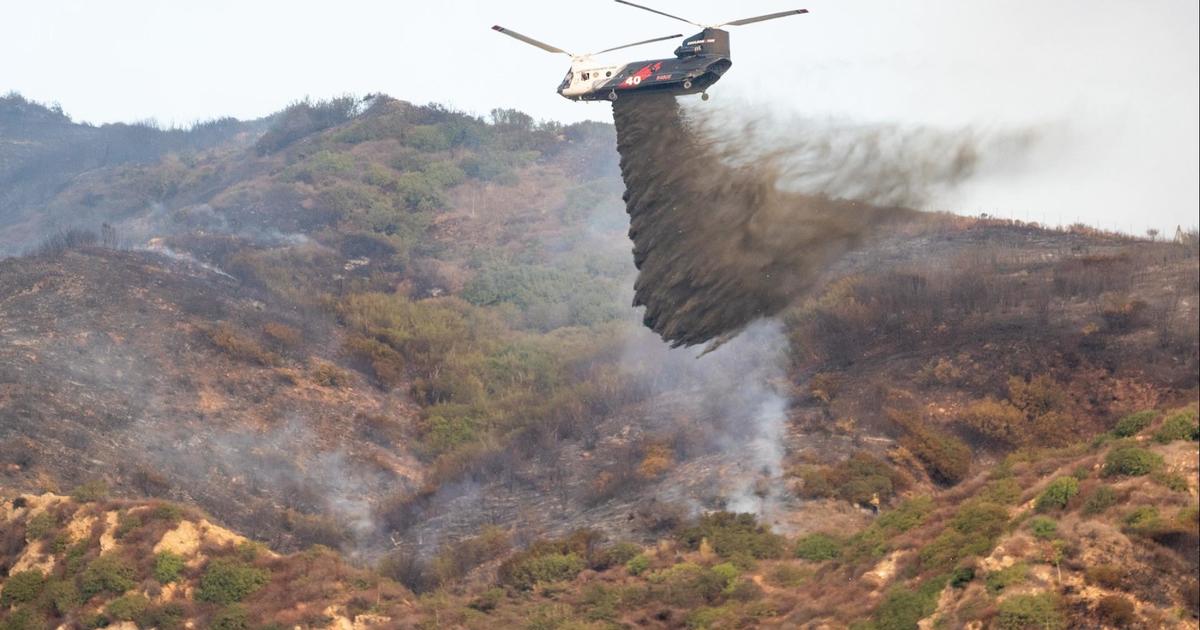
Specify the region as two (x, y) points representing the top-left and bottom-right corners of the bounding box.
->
(612, 93), (1037, 348)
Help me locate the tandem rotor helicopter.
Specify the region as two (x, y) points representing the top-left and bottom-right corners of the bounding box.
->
(492, 0), (808, 102)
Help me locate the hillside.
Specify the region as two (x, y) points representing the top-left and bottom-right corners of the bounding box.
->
(0, 93), (1197, 629)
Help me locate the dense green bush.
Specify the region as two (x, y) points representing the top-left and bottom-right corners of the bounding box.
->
(845, 496), (934, 561)
(994, 593), (1063, 630)
(920, 501), (1009, 572)
(626, 553), (651, 576)
(0, 607), (41, 630)
(197, 558), (270, 604)
(107, 593), (150, 621)
(1122, 506), (1162, 535)
(210, 604), (251, 630)
(497, 551), (585, 590)
(949, 566), (975, 588)
(154, 551), (185, 583)
(1035, 477), (1079, 511)
(986, 563), (1028, 596)
(798, 453), (906, 506)
(0, 570), (45, 606)
(1154, 411), (1199, 443)
(1102, 446), (1163, 477)
(643, 562), (738, 608)
(23, 512), (55, 541)
(676, 512), (786, 563)
(80, 554), (136, 597)
(872, 579), (944, 630)
(1112, 410), (1156, 437)
(45, 579), (80, 616)
(71, 480), (109, 502)
(794, 533), (842, 561)
(1028, 516), (1058, 540)
(462, 262), (619, 329)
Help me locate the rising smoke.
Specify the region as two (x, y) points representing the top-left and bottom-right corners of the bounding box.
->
(612, 94), (1034, 348)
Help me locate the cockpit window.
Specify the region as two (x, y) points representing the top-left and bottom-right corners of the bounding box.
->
(582, 72), (590, 80)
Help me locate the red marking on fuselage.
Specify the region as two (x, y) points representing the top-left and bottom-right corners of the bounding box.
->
(618, 62), (663, 89)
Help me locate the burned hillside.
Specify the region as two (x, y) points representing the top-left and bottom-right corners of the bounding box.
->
(0, 92), (1196, 629)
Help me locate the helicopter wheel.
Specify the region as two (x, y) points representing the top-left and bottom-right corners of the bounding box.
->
(682, 79), (693, 90)
(607, 90), (618, 101)
(701, 92), (709, 101)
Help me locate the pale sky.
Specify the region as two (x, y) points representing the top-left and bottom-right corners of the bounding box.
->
(2, 0), (1197, 234)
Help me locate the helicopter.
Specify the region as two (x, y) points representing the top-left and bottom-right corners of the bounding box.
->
(492, 1), (808, 102)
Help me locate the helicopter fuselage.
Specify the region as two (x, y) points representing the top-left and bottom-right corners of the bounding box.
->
(558, 28), (733, 101)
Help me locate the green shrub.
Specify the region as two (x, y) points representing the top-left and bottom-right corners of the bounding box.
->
(626, 553), (651, 576)
(1154, 411), (1199, 443)
(0, 607), (41, 630)
(920, 501), (1009, 572)
(1082, 485), (1118, 515)
(1123, 506), (1162, 535)
(154, 551), (185, 583)
(114, 511), (143, 538)
(1112, 410), (1156, 437)
(197, 558), (270, 604)
(0, 570), (45, 606)
(599, 542), (641, 568)
(1035, 477), (1079, 512)
(873, 579), (944, 630)
(766, 564), (810, 588)
(949, 566), (975, 588)
(142, 604), (185, 630)
(675, 512), (786, 562)
(45, 579), (80, 616)
(497, 552), (585, 590)
(644, 562), (735, 608)
(986, 562), (1028, 594)
(24, 512), (55, 541)
(1152, 471), (1190, 492)
(210, 604), (251, 630)
(994, 593), (1063, 630)
(981, 477), (1023, 505)
(1103, 446), (1163, 477)
(845, 496), (934, 561)
(1028, 516), (1058, 540)
(794, 533), (842, 561)
(80, 554), (136, 597)
(107, 593), (150, 621)
(70, 480), (108, 502)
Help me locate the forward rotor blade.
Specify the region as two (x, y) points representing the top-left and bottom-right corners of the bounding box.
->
(719, 9), (809, 27)
(614, 0), (701, 27)
(492, 25), (572, 56)
(593, 33), (683, 55)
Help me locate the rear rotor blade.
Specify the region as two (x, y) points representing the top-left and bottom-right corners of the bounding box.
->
(593, 33), (683, 55)
(492, 25), (572, 56)
(719, 9), (809, 27)
(613, 0), (702, 27)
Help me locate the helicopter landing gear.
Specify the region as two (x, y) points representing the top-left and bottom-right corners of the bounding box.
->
(682, 79), (693, 90)
(701, 92), (710, 101)
(607, 90), (618, 101)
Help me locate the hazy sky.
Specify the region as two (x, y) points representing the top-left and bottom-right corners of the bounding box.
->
(3, 0), (1197, 233)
